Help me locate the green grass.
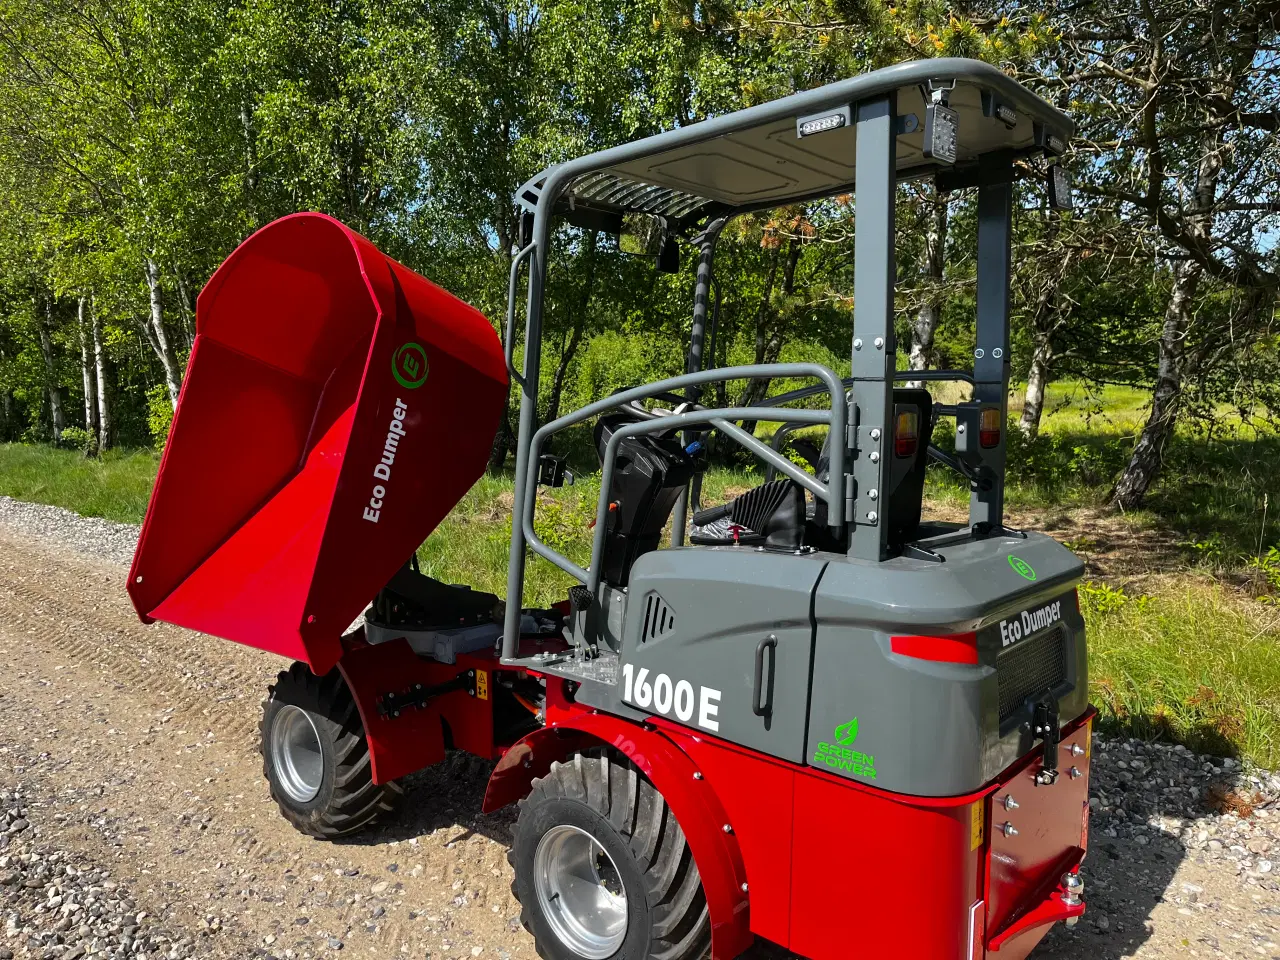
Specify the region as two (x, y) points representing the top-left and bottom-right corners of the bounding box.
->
(0, 443), (158, 523)
(3, 385), (1279, 769)
(1085, 580), (1280, 767)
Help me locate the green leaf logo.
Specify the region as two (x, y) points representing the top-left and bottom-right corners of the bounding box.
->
(834, 718), (859, 746)
(1009, 555), (1037, 581)
(392, 342), (429, 389)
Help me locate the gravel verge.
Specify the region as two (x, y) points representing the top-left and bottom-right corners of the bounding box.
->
(0, 499), (138, 569)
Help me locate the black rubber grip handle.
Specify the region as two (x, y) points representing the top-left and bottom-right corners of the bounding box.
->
(753, 635), (778, 717)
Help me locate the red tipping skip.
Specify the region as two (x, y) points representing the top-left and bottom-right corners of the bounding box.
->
(126, 213), (508, 674)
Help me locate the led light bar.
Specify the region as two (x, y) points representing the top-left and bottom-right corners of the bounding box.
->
(796, 105), (851, 138)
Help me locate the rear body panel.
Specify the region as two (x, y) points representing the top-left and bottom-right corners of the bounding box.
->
(648, 710), (1091, 960)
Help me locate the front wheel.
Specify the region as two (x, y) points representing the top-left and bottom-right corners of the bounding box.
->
(510, 749), (710, 960)
(260, 662), (403, 838)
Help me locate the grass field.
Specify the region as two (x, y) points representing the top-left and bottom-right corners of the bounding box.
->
(2, 383), (1278, 768)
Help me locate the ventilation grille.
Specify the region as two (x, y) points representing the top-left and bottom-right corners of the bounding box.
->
(642, 593), (675, 642)
(997, 627), (1068, 723)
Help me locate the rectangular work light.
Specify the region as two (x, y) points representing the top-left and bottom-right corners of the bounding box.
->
(1048, 164), (1074, 211)
(923, 102), (959, 164)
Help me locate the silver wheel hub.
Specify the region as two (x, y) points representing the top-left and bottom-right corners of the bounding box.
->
(533, 824), (628, 958)
(270, 704), (324, 804)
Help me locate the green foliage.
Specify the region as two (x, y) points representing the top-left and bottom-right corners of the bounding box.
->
(57, 425), (96, 455)
(146, 384), (174, 449)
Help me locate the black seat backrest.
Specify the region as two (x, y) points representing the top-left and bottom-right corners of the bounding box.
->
(593, 415), (696, 587)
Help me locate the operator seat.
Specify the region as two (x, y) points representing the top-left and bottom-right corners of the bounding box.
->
(689, 387), (934, 554)
(593, 414), (697, 588)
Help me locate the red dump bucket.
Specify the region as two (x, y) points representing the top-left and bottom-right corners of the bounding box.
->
(127, 213), (507, 674)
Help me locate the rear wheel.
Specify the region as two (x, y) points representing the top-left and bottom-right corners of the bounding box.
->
(261, 662), (403, 838)
(510, 749), (710, 960)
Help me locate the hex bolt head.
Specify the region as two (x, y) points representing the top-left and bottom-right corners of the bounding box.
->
(975, 348), (985, 359)
(741, 883), (749, 894)
(874, 337), (884, 349)
(869, 451), (880, 463)
(722, 824), (733, 834)
(1003, 795), (1019, 811)
(867, 510), (878, 523)
(853, 338), (863, 350)
(869, 428), (881, 440)
(1069, 766), (1082, 779)
(993, 347), (1004, 359)
(693, 772), (704, 781)
(1071, 744), (1085, 756)
(867, 489), (878, 501)
(1002, 822), (1018, 837)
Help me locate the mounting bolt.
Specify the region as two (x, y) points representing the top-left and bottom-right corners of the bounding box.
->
(1002, 822), (1018, 837)
(722, 824), (733, 834)
(134, 575), (143, 584)
(993, 347), (1004, 359)
(869, 451), (880, 463)
(1069, 766), (1082, 779)
(867, 489), (878, 501)
(693, 772), (704, 781)
(1071, 744), (1085, 756)
(869, 428), (881, 441)
(867, 511), (878, 523)
(874, 337), (884, 349)
(853, 338), (863, 350)
(975, 348), (986, 359)
(1003, 795), (1019, 811)
(741, 883), (749, 894)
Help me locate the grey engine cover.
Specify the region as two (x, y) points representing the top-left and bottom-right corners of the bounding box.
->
(618, 530), (1086, 796)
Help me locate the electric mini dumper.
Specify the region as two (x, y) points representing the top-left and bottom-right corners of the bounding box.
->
(128, 58), (1092, 960)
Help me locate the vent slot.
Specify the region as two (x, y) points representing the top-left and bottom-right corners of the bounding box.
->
(997, 626), (1068, 724)
(642, 593), (675, 642)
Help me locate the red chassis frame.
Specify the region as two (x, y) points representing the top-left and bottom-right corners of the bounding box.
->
(336, 633), (1092, 960)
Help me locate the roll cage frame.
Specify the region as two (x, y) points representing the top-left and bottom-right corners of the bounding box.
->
(499, 58), (1074, 661)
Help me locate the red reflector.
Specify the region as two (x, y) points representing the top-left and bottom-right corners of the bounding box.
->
(891, 632), (979, 664)
(895, 410), (919, 457)
(979, 406), (1001, 448)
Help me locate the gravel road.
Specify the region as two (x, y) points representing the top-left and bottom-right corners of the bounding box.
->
(0, 496), (1277, 960)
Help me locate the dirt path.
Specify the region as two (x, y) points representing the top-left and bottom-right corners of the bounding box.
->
(0, 523), (1276, 959)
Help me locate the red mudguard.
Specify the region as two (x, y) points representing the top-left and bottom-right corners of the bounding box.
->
(127, 213), (507, 674)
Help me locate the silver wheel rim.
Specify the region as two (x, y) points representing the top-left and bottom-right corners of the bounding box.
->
(533, 824), (628, 958)
(270, 704), (324, 804)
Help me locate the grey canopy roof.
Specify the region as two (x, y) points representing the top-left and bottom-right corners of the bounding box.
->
(517, 58), (1073, 231)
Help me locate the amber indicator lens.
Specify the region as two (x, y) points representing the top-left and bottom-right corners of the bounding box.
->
(895, 410), (919, 458)
(979, 407), (1001, 448)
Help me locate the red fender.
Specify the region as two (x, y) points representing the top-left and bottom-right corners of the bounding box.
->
(484, 715), (754, 960)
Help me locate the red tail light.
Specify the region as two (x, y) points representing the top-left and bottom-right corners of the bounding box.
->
(979, 407), (1001, 448)
(891, 632), (979, 664)
(895, 410), (920, 458)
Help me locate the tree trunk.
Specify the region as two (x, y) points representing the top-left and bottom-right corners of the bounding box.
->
(77, 297), (100, 453)
(1112, 257), (1202, 508)
(1, 391), (12, 441)
(174, 268), (196, 352)
(1113, 121), (1222, 508)
(144, 257), (183, 407)
(908, 192), (948, 383)
(1019, 340), (1053, 439)
(37, 296), (65, 442)
(92, 296), (113, 451)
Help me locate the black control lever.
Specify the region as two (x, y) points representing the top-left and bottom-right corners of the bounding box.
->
(1033, 696), (1061, 785)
